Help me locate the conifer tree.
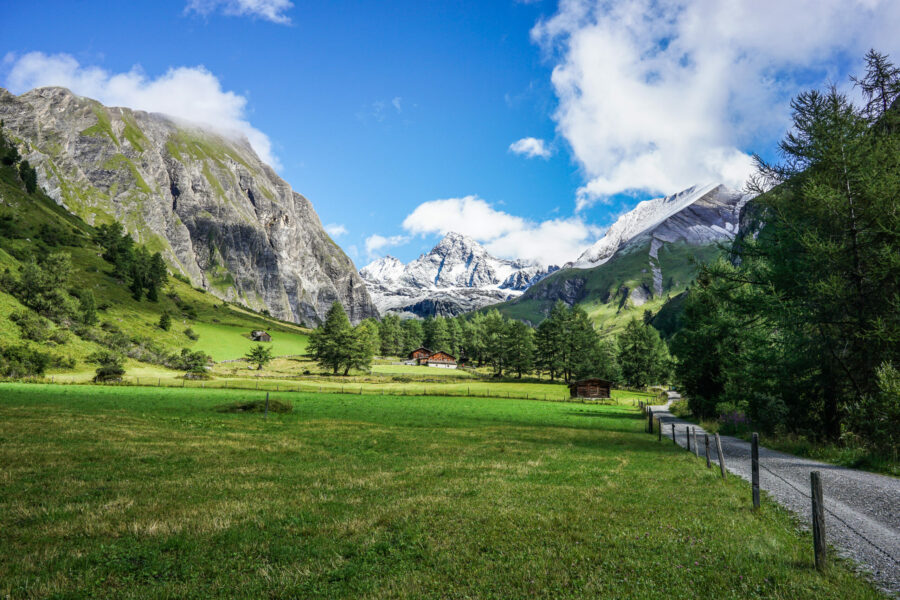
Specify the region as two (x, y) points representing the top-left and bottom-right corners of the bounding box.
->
(308, 302), (355, 374)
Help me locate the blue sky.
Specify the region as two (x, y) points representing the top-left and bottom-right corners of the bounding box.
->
(2, 0), (897, 266)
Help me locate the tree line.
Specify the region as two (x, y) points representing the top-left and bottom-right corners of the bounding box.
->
(670, 50), (900, 454)
(308, 300), (671, 386)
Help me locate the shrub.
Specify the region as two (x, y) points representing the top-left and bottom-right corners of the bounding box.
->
(184, 327), (198, 340)
(10, 310), (52, 342)
(0, 344), (51, 378)
(158, 312), (171, 331)
(89, 350), (126, 382)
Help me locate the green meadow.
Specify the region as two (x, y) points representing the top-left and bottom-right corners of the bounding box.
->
(0, 383), (881, 599)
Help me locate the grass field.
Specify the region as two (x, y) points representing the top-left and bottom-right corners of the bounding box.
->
(190, 321), (309, 361)
(0, 384), (881, 599)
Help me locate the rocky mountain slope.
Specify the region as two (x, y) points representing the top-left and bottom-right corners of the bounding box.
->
(0, 86), (376, 324)
(360, 232), (557, 317)
(494, 184), (752, 331)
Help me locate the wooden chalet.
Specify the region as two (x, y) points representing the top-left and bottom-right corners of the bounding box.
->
(568, 378), (611, 399)
(408, 347), (433, 361)
(251, 330), (272, 342)
(423, 351), (457, 369)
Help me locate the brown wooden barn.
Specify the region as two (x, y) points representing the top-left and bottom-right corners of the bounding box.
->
(409, 347), (432, 361)
(568, 378), (611, 399)
(251, 330), (272, 342)
(423, 351), (457, 369)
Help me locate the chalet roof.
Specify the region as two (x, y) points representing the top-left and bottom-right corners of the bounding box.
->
(427, 351), (456, 361)
(568, 378), (611, 387)
(410, 347), (432, 354)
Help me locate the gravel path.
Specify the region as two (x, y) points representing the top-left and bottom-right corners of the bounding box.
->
(651, 393), (900, 596)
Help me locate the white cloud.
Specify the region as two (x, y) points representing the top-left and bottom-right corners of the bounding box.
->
(401, 195), (601, 265)
(392, 97), (403, 112)
(532, 0), (900, 210)
(509, 137), (552, 159)
(365, 234), (410, 259)
(185, 0), (294, 24)
(4, 52), (280, 169)
(324, 223), (347, 237)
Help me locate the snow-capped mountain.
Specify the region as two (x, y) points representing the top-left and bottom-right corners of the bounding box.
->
(360, 232), (558, 317)
(494, 183), (754, 329)
(573, 183), (750, 268)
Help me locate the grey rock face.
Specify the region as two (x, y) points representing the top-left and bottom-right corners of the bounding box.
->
(0, 86), (376, 324)
(359, 232), (555, 318)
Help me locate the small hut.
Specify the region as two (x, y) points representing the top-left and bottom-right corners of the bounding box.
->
(568, 378), (611, 399)
(251, 330), (272, 342)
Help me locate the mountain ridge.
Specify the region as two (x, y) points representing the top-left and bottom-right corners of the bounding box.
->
(360, 232), (558, 318)
(0, 86), (376, 324)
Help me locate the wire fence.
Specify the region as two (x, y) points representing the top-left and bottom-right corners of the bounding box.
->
(642, 405), (900, 570)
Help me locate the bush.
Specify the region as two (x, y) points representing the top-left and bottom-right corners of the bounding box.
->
(89, 350), (126, 382)
(158, 312), (171, 331)
(0, 344), (51, 378)
(184, 327), (198, 341)
(847, 362), (900, 455)
(10, 310), (52, 342)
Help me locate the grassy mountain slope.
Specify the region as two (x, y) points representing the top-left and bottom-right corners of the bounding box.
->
(494, 240), (721, 334)
(0, 159), (309, 373)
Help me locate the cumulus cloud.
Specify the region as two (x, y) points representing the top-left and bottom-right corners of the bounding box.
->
(4, 52), (280, 168)
(509, 137), (552, 159)
(402, 195), (601, 265)
(324, 223), (347, 237)
(365, 234), (410, 259)
(185, 0), (294, 24)
(532, 0), (900, 210)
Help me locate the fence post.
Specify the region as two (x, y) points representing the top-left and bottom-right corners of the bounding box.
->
(687, 427), (691, 452)
(648, 409), (653, 433)
(693, 428), (699, 457)
(265, 391), (269, 419)
(705, 434), (711, 468)
(671, 423), (676, 444)
(714, 433), (727, 480)
(657, 418), (661, 441)
(752, 433), (760, 509)
(811, 471), (827, 570)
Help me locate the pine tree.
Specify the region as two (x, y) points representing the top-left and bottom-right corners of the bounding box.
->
(245, 344), (274, 370)
(79, 290), (98, 326)
(158, 312), (172, 331)
(346, 319), (380, 374)
(504, 321), (535, 378)
(307, 302), (354, 374)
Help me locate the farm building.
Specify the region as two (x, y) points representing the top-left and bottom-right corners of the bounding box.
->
(423, 351), (457, 369)
(568, 378), (611, 399)
(408, 347), (433, 361)
(251, 330), (272, 342)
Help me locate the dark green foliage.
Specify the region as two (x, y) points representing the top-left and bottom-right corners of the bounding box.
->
(78, 290), (98, 326)
(18, 160), (37, 194)
(532, 301), (614, 383)
(88, 350), (126, 382)
(184, 327), (199, 341)
(173, 348), (210, 373)
(10, 310), (52, 342)
(245, 344), (274, 370)
(399, 318), (424, 354)
(423, 317), (453, 354)
(671, 51), (900, 451)
(616, 318), (671, 388)
(0, 344), (51, 377)
(504, 321), (534, 378)
(2, 252), (76, 322)
(376, 314), (404, 356)
(307, 303), (378, 375)
(93, 223), (168, 301)
(158, 312), (172, 331)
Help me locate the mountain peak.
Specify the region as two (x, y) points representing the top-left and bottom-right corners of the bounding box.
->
(573, 183), (749, 268)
